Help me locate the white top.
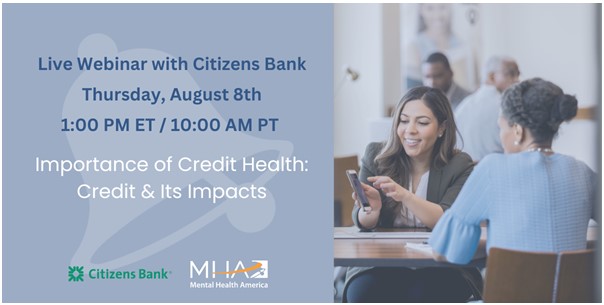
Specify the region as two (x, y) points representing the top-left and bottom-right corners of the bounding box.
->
(455, 85), (503, 161)
(394, 171), (430, 228)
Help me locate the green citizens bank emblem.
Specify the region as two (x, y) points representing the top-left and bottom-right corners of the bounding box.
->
(68, 266), (85, 282)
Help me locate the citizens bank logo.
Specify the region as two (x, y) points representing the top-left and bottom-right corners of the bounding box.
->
(67, 265), (171, 282)
(190, 260), (268, 279)
(68, 266), (85, 282)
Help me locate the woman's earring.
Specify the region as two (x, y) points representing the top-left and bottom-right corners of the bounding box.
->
(438, 134), (443, 138)
(514, 140), (520, 146)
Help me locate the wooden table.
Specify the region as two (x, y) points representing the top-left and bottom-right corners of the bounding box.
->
(334, 226), (599, 268)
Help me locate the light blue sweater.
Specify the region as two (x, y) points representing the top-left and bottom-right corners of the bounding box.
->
(429, 152), (596, 264)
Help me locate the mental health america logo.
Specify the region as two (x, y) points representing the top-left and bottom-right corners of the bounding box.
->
(190, 259), (268, 279)
(68, 266), (85, 282)
(189, 260), (269, 289)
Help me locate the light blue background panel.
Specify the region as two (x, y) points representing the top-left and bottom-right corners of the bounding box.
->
(3, 4), (333, 302)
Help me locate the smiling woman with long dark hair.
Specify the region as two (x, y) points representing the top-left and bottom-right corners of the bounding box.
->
(344, 86), (481, 302)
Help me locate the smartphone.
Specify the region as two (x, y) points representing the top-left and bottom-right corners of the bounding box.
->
(346, 170), (371, 212)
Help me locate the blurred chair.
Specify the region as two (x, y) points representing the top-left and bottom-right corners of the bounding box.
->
(483, 247), (595, 302)
(334, 155), (359, 227)
(333, 155), (359, 302)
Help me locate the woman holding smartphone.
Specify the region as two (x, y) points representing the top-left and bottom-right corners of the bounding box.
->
(344, 86), (479, 302)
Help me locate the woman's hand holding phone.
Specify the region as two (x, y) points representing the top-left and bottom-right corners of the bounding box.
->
(346, 170), (382, 213)
(352, 182), (382, 212)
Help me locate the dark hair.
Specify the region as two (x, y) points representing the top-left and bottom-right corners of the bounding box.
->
(376, 86), (459, 187)
(501, 78), (578, 144)
(425, 52), (452, 72)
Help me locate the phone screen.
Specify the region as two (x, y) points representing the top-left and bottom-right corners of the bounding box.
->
(346, 170), (370, 208)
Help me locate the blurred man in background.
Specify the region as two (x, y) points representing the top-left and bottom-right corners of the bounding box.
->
(455, 56), (520, 160)
(422, 52), (471, 110)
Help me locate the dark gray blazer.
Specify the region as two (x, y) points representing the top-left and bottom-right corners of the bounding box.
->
(352, 142), (474, 230)
(449, 82), (471, 111)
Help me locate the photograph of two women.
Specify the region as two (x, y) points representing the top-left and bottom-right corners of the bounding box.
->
(333, 3), (600, 303)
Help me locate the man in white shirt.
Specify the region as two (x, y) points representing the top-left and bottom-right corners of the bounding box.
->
(455, 56), (520, 161)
